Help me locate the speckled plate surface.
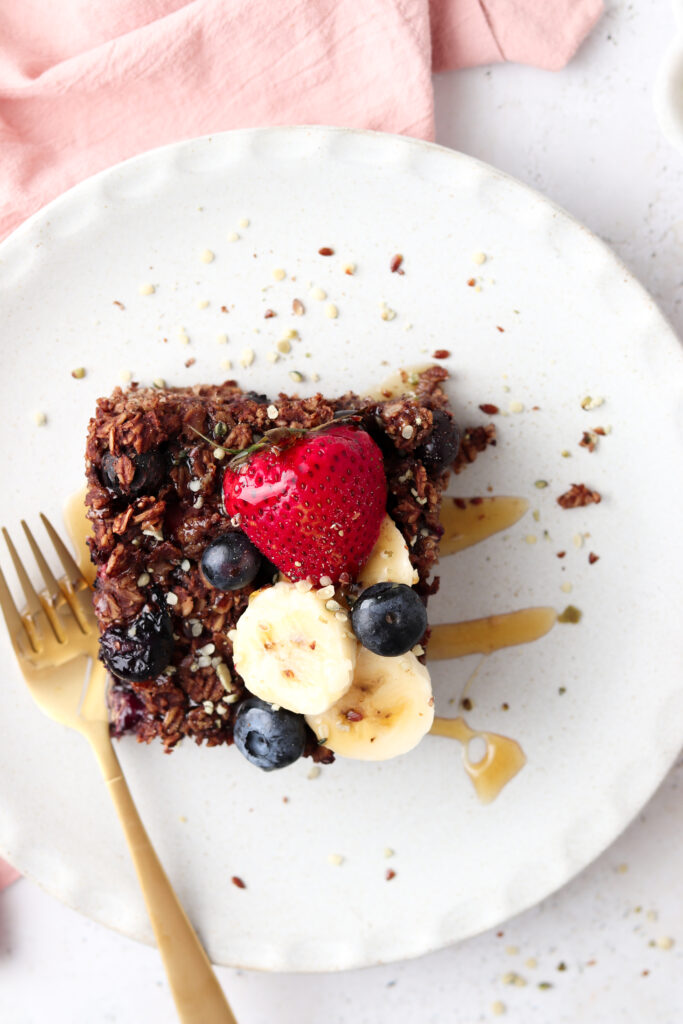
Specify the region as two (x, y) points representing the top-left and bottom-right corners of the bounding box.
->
(0, 128), (681, 972)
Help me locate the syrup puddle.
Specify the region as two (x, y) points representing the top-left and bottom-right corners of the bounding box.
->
(64, 440), (554, 803)
(63, 485), (95, 584)
(439, 495), (529, 555)
(430, 716), (527, 804)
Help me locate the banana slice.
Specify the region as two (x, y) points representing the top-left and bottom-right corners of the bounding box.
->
(306, 647), (434, 760)
(357, 514), (418, 588)
(231, 581), (357, 715)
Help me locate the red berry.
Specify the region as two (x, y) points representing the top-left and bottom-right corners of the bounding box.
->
(222, 425), (386, 584)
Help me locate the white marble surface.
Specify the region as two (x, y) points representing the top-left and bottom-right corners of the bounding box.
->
(1, 0), (682, 1020)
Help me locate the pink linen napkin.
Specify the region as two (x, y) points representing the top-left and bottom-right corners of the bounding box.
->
(0, 0), (601, 890)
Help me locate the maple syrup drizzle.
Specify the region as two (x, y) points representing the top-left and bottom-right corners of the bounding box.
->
(428, 607), (557, 660)
(439, 495), (529, 555)
(63, 486), (95, 584)
(430, 716), (527, 803)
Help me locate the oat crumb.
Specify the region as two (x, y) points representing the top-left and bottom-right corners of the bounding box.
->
(307, 765), (321, 780)
(227, 231), (240, 242)
(138, 282), (155, 296)
(380, 301), (397, 321)
(240, 347), (255, 368)
(656, 936), (675, 950)
(200, 249), (215, 263)
(473, 251), (487, 265)
(560, 581), (573, 593)
(277, 338), (292, 353)
(327, 853), (344, 867)
(325, 303), (338, 319)
(509, 400), (524, 413)
(272, 268), (286, 282)
(221, 359), (232, 370)
(310, 286), (327, 301)
(238, 218), (250, 228)
(491, 1001), (506, 1017)
(197, 299), (210, 309)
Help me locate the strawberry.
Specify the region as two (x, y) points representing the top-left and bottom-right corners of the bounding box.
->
(222, 423), (387, 584)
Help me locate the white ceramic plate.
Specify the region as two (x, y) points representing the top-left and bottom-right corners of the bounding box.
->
(0, 128), (681, 972)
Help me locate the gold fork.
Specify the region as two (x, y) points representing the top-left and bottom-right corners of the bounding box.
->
(0, 515), (237, 1024)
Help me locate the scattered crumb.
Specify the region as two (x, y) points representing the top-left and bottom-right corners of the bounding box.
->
(200, 249), (214, 263)
(179, 815), (187, 823)
(327, 853), (344, 867)
(292, 298), (305, 315)
(178, 328), (190, 345)
(197, 299), (209, 310)
(588, 551), (600, 564)
(240, 348), (255, 368)
(572, 533), (584, 548)
(509, 400), (524, 413)
(138, 283), (155, 296)
(617, 863), (629, 874)
(561, 449), (571, 458)
(289, 370), (304, 383)
(342, 261), (355, 275)
(325, 303), (338, 319)
(557, 484), (602, 509)
(267, 404), (279, 420)
(525, 958), (538, 969)
(120, 369), (133, 383)
(496, 325), (505, 333)
(473, 251), (487, 265)
(385, 868), (396, 881)
(217, 334), (228, 345)
(560, 581), (573, 593)
(534, 479), (548, 489)
(479, 403), (500, 415)
(505, 946), (519, 956)
(384, 847), (395, 858)
(152, 377), (166, 389)
(221, 359), (232, 370)
(266, 351), (279, 363)
(310, 286), (326, 301)
(227, 231), (240, 242)
(307, 765), (321, 780)
(184, 357), (196, 368)
(390, 254), (404, 273)
(581, 395), (605, 410)
(113, 300), (125, 309)
(467, 278), (476, 287)
(558, 605), (582, 624)
(502, 972), (526, 987)
(525, 535), (537, 545)
(656, 936), (675, 950)
(491, 1001), (506, 1016)
(579, 430), (599, 452)
(272, 268), (286, 282)
(238, 217), (250, 228)
(33, 411), (47, 426)
(231, 876), (246, 889)
(380, 301), (397, 321)
(71, 367), (86, 379)
(647, 910), (658, 922)
(311, 371), (320, 382)
(432, 349), (450, 359)
(318, 246), (334, 256)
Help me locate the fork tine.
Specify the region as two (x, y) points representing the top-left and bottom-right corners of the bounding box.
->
(21, 520), (62, 602)
(2, 527), (43, 618)
(40, 513), (87, 587)
(0, 563), (28, 648)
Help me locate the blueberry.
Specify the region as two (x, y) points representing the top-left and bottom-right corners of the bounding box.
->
(99, 596), (174, 682)
(417, 410), (461, 474)
(233, 697), (306, 771)
(351, 582), (427, 657)
(200, 533), (262, 591)
(101, 449), (165, 496)
(108, 685), (146, 736)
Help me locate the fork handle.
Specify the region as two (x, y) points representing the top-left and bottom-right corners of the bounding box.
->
(86, 720), (237, 1024)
